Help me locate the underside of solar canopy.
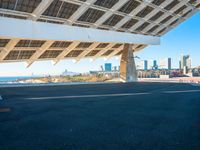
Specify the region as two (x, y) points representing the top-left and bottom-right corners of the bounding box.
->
(0, 0), (199, 66)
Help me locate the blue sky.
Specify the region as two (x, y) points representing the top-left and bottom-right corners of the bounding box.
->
(0, 12), (200, 77)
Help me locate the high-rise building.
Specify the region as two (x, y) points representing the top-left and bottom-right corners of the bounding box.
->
(100, 65), (104, 71)
(105, 63), (112, 71)
(153, 60), (158, 70)
(180, 54), (191, 69)
(113, 66), (118, 71)
(159, 58), (172, 70)
(137, 60), (148, 70)
(148, 60), (157, 70)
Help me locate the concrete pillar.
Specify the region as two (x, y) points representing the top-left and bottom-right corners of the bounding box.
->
(120, 44), (138, 82)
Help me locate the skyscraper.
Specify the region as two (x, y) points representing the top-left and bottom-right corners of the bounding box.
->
(105, 63), (112, 71)
(137, 60), (148, 70)
(159, 58), (172, 70)
(148, 60), (157, 70)
(180, 54), (191, 69)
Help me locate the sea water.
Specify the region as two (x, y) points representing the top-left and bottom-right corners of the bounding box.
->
(0, 76), (31, 83)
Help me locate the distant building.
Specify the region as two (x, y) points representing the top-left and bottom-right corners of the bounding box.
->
(100, 65), (104, 71)
(153, 60), (157, 67)
(62, 69), (80, 76)
(137, 60), (148, 70)
(148, 60), (153, 70)
(148, 60), (157, 70)
(180, 54), (191, 69)
(113, 66), (118, 71)
(153, 60), (157, 69)
(105, 63), (112, 71)
(159, 58), (171, 70)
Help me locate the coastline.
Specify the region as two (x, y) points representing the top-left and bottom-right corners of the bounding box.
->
(0, 76), (200, 86)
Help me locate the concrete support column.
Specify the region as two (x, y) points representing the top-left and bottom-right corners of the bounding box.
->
(120, 44), (138, 82)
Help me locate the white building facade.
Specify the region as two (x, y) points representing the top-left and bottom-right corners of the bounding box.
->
(180, 54), (192, 69)
(159, 58), (172, 70)
(137, 60), (148, 70)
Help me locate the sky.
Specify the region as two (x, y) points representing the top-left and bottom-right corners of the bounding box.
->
(0, 12), (200, 77)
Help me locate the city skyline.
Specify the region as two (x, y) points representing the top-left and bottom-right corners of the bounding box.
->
(0, 13), (200, 76)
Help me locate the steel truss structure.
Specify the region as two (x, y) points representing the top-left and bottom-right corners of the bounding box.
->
(0, 0), (199, 65)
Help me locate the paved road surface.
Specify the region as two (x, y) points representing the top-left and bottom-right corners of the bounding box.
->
(0, 82), (200, 150)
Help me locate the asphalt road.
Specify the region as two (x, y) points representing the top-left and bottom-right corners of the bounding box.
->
(0, 82), (200, 150)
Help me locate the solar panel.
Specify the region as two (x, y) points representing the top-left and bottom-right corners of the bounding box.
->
(66, 50), (83, 57)
(112, 44), (123, 48)
(189, 0), (198, 5)
(164, 0), (180, 11)
(43, 0), (79, 19)
(0, 39), (10, 47)
(39, 50), (63, 59)
(86, 50), (101, 57)
(4, 50), (36, 60)
(149, 11), (164, 21)
(103, 14), (123, 27)
(160, 15), (173, 24)
(0, 0), (199, 63)
(136, 22), (150, 32)
(0, 0), (198, 38)
(174, 5), (187, 15)
(169, 19), (179, 26)
(50, 41), (72, 48)
(182, 9), (193, 17)
(15, 40), (45, 47)
(115, 50), (123, 56)
(136, 6), (154, 18)
(157, 27), (167, 35)
(0, 0), (41, 13)
(152, 0), (165, 6)
(94, 0), (119, 9)
(76, 42), (93, 48)
(118, 0), (140, 14)
(147, 25), (159, 33)
(102, 50), (114, 56)
(121, 19), (138, 29)
(78, 8), (105, 23)
(97, 43), (109, 48)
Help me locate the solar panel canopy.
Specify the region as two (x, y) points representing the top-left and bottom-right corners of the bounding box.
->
(0, 0), (199, 65)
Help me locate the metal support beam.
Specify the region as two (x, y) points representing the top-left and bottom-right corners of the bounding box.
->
(28, 0), (54, 21)
(0, 39), (20, 61)
(93, 43), (116, 59)
(67, 0), (97, 25)
(54, 41), (81, 65)
(76, 42), (100, 61)
(106, 45), (124, 59)
(120, 44), (137, 82)
(26, 40), (54, 67)
(0, 17), (160, 45)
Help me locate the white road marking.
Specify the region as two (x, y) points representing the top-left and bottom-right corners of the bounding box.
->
(25, 92), (150, 100)
(0, 82), (114, 88)
(190, 83), (200, 87)
(163, 90), (200, 94)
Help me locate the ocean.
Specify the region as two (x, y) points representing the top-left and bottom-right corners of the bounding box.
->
(0, 76), (32, 83)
